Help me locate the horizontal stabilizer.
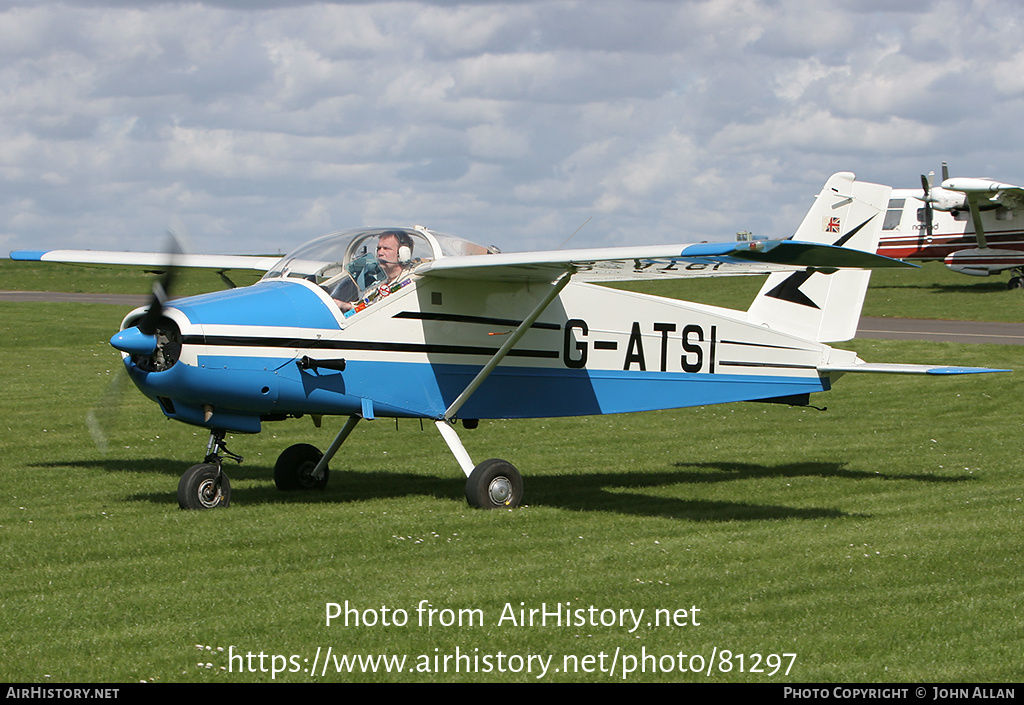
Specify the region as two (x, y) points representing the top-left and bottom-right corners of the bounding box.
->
(679, 240), (915, 269)
(820, 363), (1009, 375)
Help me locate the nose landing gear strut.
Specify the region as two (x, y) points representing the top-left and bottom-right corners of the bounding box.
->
(177, 430), (242, 510)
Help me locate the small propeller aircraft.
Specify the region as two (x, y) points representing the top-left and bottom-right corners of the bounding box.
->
(10, 172), (1004, 510)
(877, 162), (1024, 287)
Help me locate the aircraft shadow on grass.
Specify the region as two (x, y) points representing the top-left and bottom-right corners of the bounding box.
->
(35, 457), (973, 522)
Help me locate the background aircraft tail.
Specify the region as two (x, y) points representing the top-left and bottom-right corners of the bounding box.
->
(746, 172), (891, 343)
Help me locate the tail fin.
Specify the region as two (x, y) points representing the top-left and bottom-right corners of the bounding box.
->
(746, 172), (891, 342)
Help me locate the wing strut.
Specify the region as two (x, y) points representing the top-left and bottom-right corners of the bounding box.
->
(965, 194), (989, 249)
(433, 272), (571, 478)
(443, 272), (572, 422)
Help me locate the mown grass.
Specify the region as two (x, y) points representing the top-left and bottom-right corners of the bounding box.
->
(1, 295), (1021, 683)
(0, 259), (263, 297)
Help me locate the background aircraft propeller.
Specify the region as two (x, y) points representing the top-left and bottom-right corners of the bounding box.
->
(920, 171), (934, 240)
(918, 162), (951, 241)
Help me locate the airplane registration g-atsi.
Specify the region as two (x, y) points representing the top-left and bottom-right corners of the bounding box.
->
(10, 172), (1006, 510)
(877, 163), (1024, 286)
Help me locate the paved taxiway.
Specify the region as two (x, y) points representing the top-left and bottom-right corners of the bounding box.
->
(855, 317), (1024, 346)
(3, 290), (1023, 346)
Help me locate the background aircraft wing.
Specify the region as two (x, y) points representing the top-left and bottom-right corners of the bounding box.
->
(942, 177), (1024, 209)
(419, 239), (915, 283)
(941, 177), (1024, 250)
(9, 249), (281, 272)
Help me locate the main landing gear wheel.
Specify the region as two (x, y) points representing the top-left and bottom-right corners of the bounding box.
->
(1008, 276), (1024, 290)
(274, 443), (329, 491)
(177, 463), (231, 510)
(465, 458), (523, 509)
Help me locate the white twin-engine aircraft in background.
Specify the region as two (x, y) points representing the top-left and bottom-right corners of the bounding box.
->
(876, 163), (1024, 287)
(9, 172), (1004, 510)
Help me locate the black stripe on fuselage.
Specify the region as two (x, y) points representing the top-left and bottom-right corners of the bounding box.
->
(392, 310), (562, 330)
(181, 334), (560, 359)
(717, 361), (818, 370)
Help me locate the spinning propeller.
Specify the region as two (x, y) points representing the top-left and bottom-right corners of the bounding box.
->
(88, 220), (191, 451)
(917, 162), (950, 240)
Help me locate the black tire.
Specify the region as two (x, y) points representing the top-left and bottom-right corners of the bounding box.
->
(178, 463), (231, 510)
(465, 458), (523, 509)
(274, 443), (328, 491)
(1008, 277), (1024, 290)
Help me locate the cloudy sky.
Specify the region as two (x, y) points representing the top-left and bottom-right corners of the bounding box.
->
(2, 0), (1023, 257)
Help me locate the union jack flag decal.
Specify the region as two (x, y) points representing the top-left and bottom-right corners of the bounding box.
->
(824, 217), (841, 233)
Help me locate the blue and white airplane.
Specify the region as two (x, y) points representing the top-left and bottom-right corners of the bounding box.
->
(10, 172), (1003, 510)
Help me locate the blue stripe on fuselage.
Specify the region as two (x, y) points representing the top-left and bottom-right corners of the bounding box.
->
(187, 354), (828, 420)
(430, 364), (829, 418)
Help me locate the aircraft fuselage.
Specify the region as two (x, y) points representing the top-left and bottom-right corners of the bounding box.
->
(122, 276), (846, 434)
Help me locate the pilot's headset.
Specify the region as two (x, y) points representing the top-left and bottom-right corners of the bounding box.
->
(392, 231), (415, 264)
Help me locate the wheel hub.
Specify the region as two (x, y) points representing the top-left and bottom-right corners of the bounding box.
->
(487, 476), (512, 505)
(297, 461), (319, 489)
(197, 478), (223, 508)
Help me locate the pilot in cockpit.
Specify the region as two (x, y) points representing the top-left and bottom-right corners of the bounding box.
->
(332, 230), (416, 313)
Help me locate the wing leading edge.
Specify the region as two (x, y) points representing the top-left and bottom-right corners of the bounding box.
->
(418, 239), (916, 283)
(9, 249), (281, 272)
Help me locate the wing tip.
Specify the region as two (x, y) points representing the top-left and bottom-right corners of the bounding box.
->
(9, 250), (48, 261)
(925, 366), (1012, 375)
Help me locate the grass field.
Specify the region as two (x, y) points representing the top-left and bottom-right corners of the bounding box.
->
(1, 260), (1021, 682)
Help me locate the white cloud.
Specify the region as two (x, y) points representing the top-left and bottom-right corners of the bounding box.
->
(992, 50), (1024, 96)
(1, 0), (1023, 256)
(713, 108), (936, 156)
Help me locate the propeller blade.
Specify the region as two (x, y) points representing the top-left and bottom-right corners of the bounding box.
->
(136, 218), (191, 336)
(91, 218), (194, 452)
(86, 367), (129, 453)
(920, 171), (936, 240)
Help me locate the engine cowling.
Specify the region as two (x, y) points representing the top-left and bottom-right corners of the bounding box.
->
(944, 247), (1024, 276)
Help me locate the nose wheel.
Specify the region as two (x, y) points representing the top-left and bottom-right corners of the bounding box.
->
(177, 430), (240, 510)
(177, 463), (231, 509)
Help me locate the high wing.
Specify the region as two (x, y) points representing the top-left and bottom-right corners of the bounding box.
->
(10, 238), (911, 285)
(9, 249), (281, 272)
(942, 177), (1024, 211)
(941, 177), (1024, 250)
(418, 238), (914, 283)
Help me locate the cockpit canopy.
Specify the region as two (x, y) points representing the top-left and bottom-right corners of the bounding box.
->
(261, 226), (496, 308)
(263, 227), (494, 280)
